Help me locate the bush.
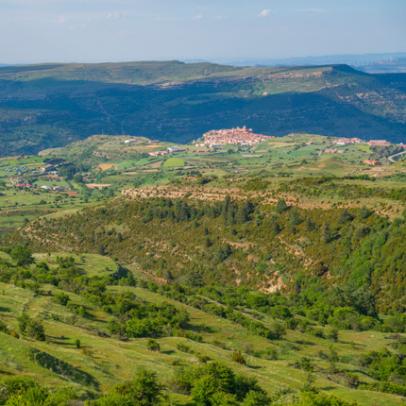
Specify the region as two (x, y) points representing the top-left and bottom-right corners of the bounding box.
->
(147, 339), (160, 352)
(267, 321), (286, 340)
(176, 362), (267, 405)
(241, 390), (270, 406)
(114, 370), (164, 406)
(276, 199), (289, 213)
(328, 307), (363, 330)
(5, 386), (48, 406)
(18, 314), (45, 341)
(54, 292), (70, 306)
(177, 343), (193, 353)
(295, 392), (357, 406)
(10, 246), (33, 267)
(231, 350), (246, 365)
(381, 314), (406, 333)
(0, 320), (9, 334)
(0, 377), (38, 404)
(325, 327), (339, 342)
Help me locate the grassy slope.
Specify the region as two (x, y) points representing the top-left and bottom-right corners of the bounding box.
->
(0, 253), (404, 405)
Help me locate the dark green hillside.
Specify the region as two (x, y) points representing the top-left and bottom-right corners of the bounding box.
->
(0, 62), (405, 155)
(15, 197), (406, 313)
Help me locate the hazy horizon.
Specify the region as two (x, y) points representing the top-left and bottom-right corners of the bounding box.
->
(1, 51), (406, 67)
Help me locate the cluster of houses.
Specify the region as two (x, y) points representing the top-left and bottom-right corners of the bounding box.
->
(14, 182), (64, 192)
(39, 185), (66, 192)
(367, 140), (392, 147)
(323, 148), (344, 155)
(12, 182), (78, 195)
(196, 127), (274, 148)
(148, 146), (186, 157)
(333, 137), (362, 146)
(332, 137), (392, 148)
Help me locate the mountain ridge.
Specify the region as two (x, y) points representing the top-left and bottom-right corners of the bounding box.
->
(0, 61), (405, 156)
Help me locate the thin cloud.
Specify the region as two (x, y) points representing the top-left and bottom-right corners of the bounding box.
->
(258, 9), (271, 18)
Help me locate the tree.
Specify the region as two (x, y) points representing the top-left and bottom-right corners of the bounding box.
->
(241, 391), (270, 406)
(339, 210), (354, 224)
(237, 201), (255, 223)
(18, 314), (45, 341)
(10, 246), (33, 266)
(321, 223), (334, 244)
(192, 375), (219, 406)
(276, 199), (288, 213)
(115, 370), (164, 406)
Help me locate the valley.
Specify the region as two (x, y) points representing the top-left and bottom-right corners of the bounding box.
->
(1, 62), (406, 155)
(0, 131), (405, 405)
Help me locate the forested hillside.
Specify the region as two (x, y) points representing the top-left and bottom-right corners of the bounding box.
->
(15, 196), (406, 313)
(0, 62), (405, 155)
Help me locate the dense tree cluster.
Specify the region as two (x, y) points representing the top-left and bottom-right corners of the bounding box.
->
(13, 197), (405, 312)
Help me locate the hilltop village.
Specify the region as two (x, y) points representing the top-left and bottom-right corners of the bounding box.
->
(0, 129), (405, 202)
(196, 127), (274, 148)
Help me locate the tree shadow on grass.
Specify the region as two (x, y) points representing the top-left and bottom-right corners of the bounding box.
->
(187, 323), (216, 334)
(161, 350), (176, 355)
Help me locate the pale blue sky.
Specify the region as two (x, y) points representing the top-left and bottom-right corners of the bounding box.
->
(0, 0), (405, 63)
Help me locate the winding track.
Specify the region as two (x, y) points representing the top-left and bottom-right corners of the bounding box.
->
(388, 150), (406, 163)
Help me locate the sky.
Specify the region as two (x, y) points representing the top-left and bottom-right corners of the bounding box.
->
(0, 0), (405, 64)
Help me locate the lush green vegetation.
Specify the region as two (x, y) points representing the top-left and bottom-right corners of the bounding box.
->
(0, 248), (404, 405)
(0, 132), (404, 405)
(16, 196), (405, 312)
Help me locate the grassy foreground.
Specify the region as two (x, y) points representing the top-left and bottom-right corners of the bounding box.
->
(0, 252), (404, 405)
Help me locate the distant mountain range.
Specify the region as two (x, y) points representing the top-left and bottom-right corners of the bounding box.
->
(0, 61), (405, 156)
(214, 52), (406, 73)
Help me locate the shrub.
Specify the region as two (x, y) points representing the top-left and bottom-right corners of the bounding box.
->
(0, 320), (9, 334)
(241, 390), (270, 406)
(147, 339), (161, 352)
(177, 343), (193, 353)
(276, 199), (289, 213)
(296, 392), (357, 406)
(114, 370), (164, 406)
(54, 292), (70, 306)
(325, 327), (339, 342)
(381, 314), (406, 333)
(231, 350), (246, 365)
(328, 307), (362, 330)
(179, 362), (266, 405)
(18, 314), (45, 341)
(267, 321), (286, 340)
(10, 246), (33, 267)
(0, 377), (38, 404)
